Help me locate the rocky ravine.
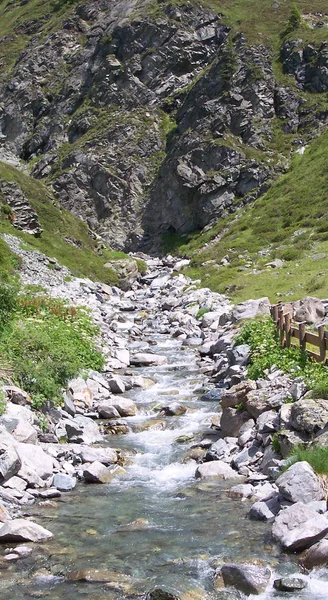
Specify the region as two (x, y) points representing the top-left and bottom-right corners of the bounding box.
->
(1, 1), (328, 250)
(1, 235), (328, 595)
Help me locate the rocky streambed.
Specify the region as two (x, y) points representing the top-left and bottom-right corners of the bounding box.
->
(1, 236), (328, 599)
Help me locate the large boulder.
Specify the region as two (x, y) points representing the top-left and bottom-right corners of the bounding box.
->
(15, 443), (54, 480)
(65, 416), (102, 444)
(75, 446), (118, 465)
(0, 438), (21, 483)
(130, 353), (168, 366)
(300, 539), (328, 570)
(292, 297), (325, 325)
(272, 503), (328, 551)
(195, 461), (242, 480)
(12, 421), (38, 444)
(290, 398), (328, 434)
(0, 518), (53, 542)
(276, 461), (324, 504)
(104, 258), (139, 291)
(221, 381), (257, 409)
(244, 389), (285, 419)
(98, 397), (136, 418)
(83, 461), (113, 484)
(220, 408), (250, 437)
(220, 563), (271, 595)
(232, 298), (271, 322)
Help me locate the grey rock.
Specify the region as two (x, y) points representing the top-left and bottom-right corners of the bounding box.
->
(249, 496), (281, 522)
(83, 461), (113, 484)
(300, 539), (328, 570)
(290, 398), (328, 434)
(195, 460), (243, 480)
(272, 502), (328, 551)
(52, 473), (76, 492)
(0, 518), (53, 543)
(15, 443), (53, 480)
(107, 374), (125, 394)
(232, 298), (271, 322)
(220, 563), (271, 595)
(130, 353), (168, 366)
(220, 408), (251, 437)
(0, 440), (21, 483)
(276, 461), (324, 504)
(273, 578), (307, 592)
(293, 296), (325, 325)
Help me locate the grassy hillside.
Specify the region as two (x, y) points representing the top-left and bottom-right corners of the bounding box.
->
(168, 129), (328, 303)
(0, 162), (129, 284)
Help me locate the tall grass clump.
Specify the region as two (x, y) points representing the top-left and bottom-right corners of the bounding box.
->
(286, 445), (328, 476)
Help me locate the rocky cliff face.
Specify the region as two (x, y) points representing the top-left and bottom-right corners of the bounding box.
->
(0, 0), (328, 251)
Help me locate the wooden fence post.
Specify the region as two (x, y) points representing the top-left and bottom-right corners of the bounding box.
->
(272, 304), (279, 325)
(279, 308), (285, 347)
(299, 322), (306, 352)
(285, 313), (291, 348)
(318, 324), (326, 363)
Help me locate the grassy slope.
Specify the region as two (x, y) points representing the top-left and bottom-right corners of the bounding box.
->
(0, 162), (129, 284)
(170, 129), (328, 303)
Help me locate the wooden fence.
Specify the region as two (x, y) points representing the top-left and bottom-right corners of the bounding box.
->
(270, 304), (328, 364)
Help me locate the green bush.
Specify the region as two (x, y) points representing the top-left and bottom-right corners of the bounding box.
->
(0, 296), (104, 406)
(286, 5), (302, 33)
(234, 317), (328, 388)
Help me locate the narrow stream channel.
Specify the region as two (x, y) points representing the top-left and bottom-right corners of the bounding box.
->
(2, 307), (328, 599)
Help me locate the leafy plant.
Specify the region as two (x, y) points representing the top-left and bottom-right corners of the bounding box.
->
(0, 280), (18, 333)
(0, 295), (104, 406)
(234, 317), (328, 390)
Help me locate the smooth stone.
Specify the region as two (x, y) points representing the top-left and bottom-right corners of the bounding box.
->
(130, 353), (168, 366)
(273, 577), (307, 592)
(0, 518), (53, 542)
(53, 473), (76, 492)
(300, 539), (328, 570)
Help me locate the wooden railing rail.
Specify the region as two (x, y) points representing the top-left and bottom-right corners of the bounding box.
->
(270, 304), (328, 364)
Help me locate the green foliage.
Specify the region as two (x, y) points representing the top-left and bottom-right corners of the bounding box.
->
(196, 307), (211, 320)
(310, 381), (328, 400)
(135, 258), (147, 275)
(272, 432), (281, 453)
(0, 390), (7, 416)
(0, 294), (104, 406)
(178, 127), (328, 303)
(0, 280), (19, 333)
(287, 445), (328, 476)
(235, 317), (328, 390)
(286, 4), (302, 34)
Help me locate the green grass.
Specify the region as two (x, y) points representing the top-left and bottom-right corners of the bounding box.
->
(167, 128), (328, 302)
(287, 446), (328, 476)
(0, 161), (137, 284)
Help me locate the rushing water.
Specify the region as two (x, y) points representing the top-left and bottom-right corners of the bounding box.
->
(2, 327), (328, 600)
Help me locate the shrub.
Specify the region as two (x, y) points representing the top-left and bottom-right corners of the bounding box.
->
(286, 5), (302, 33)
(0, 296), (104, 406)
(234, 317), (328, 389)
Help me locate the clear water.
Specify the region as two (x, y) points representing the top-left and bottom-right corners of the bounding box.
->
(2, 334), (328, 599)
